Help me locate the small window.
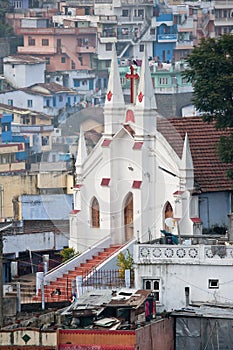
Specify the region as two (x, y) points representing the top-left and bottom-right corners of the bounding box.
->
(8, 99), (13, 106)
(159, 77), (168, 85)
(208, 279), (219, 289)
(42, 39), (49, 46)
(42, 136), (49, 146)
(59, 95), (63, 102)
(28, 37), (35, 46)
(27, 100), (33, 108)
(122, 9), (128, 17)
(61, 57), (66, 63)
(106, 43), (112, 51)
(73, 79), (80, 87)
(139, 44), (144, 52)
(144, 279), (160, 302)
(138, 9), (144, 18)
(45, 57), (50, 64)
(150, 28), (155, 35)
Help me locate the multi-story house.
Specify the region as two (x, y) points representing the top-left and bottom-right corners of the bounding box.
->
(213, 0), (233, 36)
(152, 4), (177, 63)
(172, 4), (194, 61)
(3, 55), (46, 88)
(16, 16), (98, 96)
(0, 82), (79, 117)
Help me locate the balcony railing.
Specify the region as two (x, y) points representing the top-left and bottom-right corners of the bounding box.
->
(157, 34), (178, 42)
(135, 244), (233, 265)
(121, 0), (153, 4)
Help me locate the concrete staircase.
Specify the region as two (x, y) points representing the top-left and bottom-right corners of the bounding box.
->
(35, 245), (122, 303)
(4, 274), (36, 304)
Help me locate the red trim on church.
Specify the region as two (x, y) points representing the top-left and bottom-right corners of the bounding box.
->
(133, 142), (143, 150)
(132, 180), (142, 189)
(70, 210), (80, 214)
(191, 217), (202, 223)
(173, 190), (184, 196)
(101, 178), (110, 186)
(125, 109), (135, 123)
(74, 184), (83, 188)
(102, 139), (112, 147)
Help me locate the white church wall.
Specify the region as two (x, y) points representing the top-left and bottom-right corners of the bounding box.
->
(134, 244), (233, 312)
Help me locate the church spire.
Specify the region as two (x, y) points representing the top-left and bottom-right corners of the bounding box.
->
(104, 44), (125, 136)
(134, 47), (157, 136)
(180, 133), (194, 190)
(75, 126), (87, 183)
(136, 47), (157, 111)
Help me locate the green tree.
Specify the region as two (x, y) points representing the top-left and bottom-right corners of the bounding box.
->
(60, 247), (77, 262)
(116, 249), (134, 281)
(0, 0), (14, 37)
(183, 34), (233, 178)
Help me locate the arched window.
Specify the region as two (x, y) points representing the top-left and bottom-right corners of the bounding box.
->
(164, 201), (174, 231)
(91, 197), (100, 228)
(165, 201), (173, 219)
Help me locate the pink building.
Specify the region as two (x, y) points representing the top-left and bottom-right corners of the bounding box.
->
(17, 23), (97, 72)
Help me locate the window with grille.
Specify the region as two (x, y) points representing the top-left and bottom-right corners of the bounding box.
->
(28, 37), (35, 46)
(144, 279), (160, 301)
(42, 39), (49, 46)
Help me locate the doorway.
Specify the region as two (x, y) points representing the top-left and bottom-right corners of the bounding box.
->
(124, 193), (134, 241)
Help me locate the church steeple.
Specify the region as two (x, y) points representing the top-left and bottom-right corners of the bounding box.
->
(104, 44), (125, 136)
(180, 133), (194, 190)
(75, 126), (87, 184)
(134, 47), (157, 136)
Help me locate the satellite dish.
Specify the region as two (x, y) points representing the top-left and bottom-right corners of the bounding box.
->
(165, 218), (175, 229)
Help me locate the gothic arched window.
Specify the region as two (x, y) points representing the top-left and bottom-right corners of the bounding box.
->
(91, 197), (100, 228)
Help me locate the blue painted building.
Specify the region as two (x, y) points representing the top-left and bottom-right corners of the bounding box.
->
(1, 113), (29, 161)
(153, 5), (177, 62)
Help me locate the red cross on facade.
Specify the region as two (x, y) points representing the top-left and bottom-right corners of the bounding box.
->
(125, 65), (139, 104)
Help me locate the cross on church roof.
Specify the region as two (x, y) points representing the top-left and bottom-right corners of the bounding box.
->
(125, 65), (139, 104)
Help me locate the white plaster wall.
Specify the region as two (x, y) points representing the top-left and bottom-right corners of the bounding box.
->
(3, 231), (68, 256)
(4, 62), (45, 88)
(0, 90), (44, 112)
(135, 245), (233, 312)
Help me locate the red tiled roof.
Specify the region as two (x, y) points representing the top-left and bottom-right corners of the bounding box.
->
(157, 116), (233, 193)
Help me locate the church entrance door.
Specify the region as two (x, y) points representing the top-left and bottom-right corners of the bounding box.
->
(124, 193), (134, 241)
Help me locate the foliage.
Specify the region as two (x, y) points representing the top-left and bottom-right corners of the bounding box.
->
(0, 0), (14, 37)
(60, 247), (77, 262)
(116, 249), (134, 281)
(183, 34), (233, 178)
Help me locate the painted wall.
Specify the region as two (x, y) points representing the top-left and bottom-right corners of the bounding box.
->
(3, 231), (68, 256)
(3, 61), (46, 88)
(199, 192), (231, 233)
(0, 90), (78, 116)
(0, 173), (38, 220)
(135, 244), (233, 313)
(20, 194), (73, 220)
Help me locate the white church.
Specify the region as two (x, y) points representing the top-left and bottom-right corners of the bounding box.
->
(69, 46), (199, 254)
(67, 46), (233, 312)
